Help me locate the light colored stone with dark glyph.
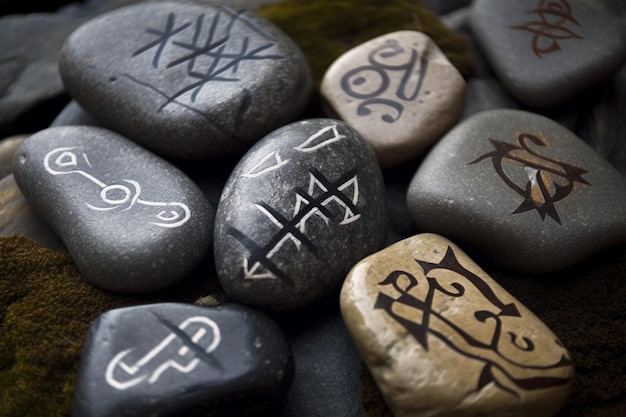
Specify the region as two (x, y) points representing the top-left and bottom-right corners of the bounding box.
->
(470, 0), (626, 108)
(214, 119), (387, 310)
(407, 109), (626, 273)
(321, 30), (465, 168)
(341, 233), (575, 417)
(13, 126), (214, 293)
(59, 1), (312, 159)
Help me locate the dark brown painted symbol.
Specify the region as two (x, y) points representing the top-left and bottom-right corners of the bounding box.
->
(469, 133), (590, 225)
(340, 38), (428, 123)
(511, 0), (583, 57)
(126, 6), (283, 125)
(374, 246), (573, 397)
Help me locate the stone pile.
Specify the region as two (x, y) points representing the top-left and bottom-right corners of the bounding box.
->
(1, 0), (626, 416)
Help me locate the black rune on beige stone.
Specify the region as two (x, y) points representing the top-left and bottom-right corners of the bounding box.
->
(407, 109), (626, 273)
(214, 119), (387, 310)
(72, 303), (293, 417)
(12, 125), (214, 293)
(59, 1), (312, 159)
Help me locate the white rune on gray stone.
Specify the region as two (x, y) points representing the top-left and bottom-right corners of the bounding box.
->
(59, 1), (312, 159)
(470, 0), (626, 108)
(214, 119), (387, 310)
(72, 302), (293, 417)
(12, 125), (214, 292)
(407, 109), (626, 273)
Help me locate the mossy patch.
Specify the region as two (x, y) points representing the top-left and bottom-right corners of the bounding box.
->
(255, 0), (476, 90)
(0, 235), (222, 417)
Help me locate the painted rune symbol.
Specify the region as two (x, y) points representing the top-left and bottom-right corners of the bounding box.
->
(374, 246), (574, 398)
(510, 0), (583, 57)
(127, 6), (283, 123)
(228, 168), (361, 282)
(469, 133), (590, 225)
(340, 38), (428, 123)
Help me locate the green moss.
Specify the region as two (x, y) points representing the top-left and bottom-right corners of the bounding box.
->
(255, 0), (476, 90)
(0, 235), (222, 417)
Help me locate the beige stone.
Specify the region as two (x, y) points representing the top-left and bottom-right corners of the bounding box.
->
(321, 31), (465, 168)
(0, 134), (29, 178)
(340, 233), (574, 417)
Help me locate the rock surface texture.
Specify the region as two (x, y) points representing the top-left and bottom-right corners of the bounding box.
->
(470, 0), (626, 108)
(72, 302), (293, 417)
(407, 109), (626, 273)
(59, 1), (312, 159)
(341, 233), (575, 417)
(12, 125), (214, 292)
(214, 118), (387, 310)
(321, 30), (465, 167)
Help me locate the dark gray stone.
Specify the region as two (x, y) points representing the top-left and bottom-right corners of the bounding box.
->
(424, 0), (473, 15)
(72, 302), (293, 417)
(269, 296), (363, 417)
(59, 1), (312, 159)
(407, 109), (626, 273)
(470, 0), (626, 108)
(50, 100), (102, 128)
(12, 125), (214, 292)
(0, 12), (87, 136)
(214, 118), (387, 310)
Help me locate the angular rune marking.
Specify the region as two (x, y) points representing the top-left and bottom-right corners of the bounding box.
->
(469, 133), (590, 225)
(374, 246), (574, 398)
(129, 7), (284, 120)
(242, 151), (290, 178)
(294, 124), (347, 153)
(340, 38), (428, 123)
(510, 0), (583, 57)
(228, 169), (361, 281)
(44, 147), (191, 228)
(105, 315), (221, 390)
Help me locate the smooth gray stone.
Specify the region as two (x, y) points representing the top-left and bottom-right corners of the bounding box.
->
(50, 100), (102, 128)
(12, 125), (214, 292)
(407, 109), (626, 273)
(214, 119), (387, 310)
(72, 302), (293, 417)
(470, 0), (626, 108)
(59, 1), (312, 159)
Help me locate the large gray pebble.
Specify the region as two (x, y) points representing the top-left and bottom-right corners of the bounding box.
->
(214, 119), (387, 310)
(59, 1), (312, 159)
(407, 109), (626, 273)
(13, 126), (214, 292)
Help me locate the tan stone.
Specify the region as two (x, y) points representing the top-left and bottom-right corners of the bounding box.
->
(0, 134), (29, 178)
(340, 233), (574, 417)
(321, 31), (465, 168)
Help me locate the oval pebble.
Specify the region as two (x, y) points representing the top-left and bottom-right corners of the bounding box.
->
(214, 118), (387, 310)
(13, 125), (214, 293)
(59, 1), (312, 159)
(72, 302), (293, 417)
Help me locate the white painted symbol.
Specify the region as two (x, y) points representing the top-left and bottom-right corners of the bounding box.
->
(294, 124), (347, 153)
(242, 150), (290, 178)
(238, 170), (361, 280)
(292, 172), (361, 234)
(44, 147), (191, 228)
(105, 316), (221, 390)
